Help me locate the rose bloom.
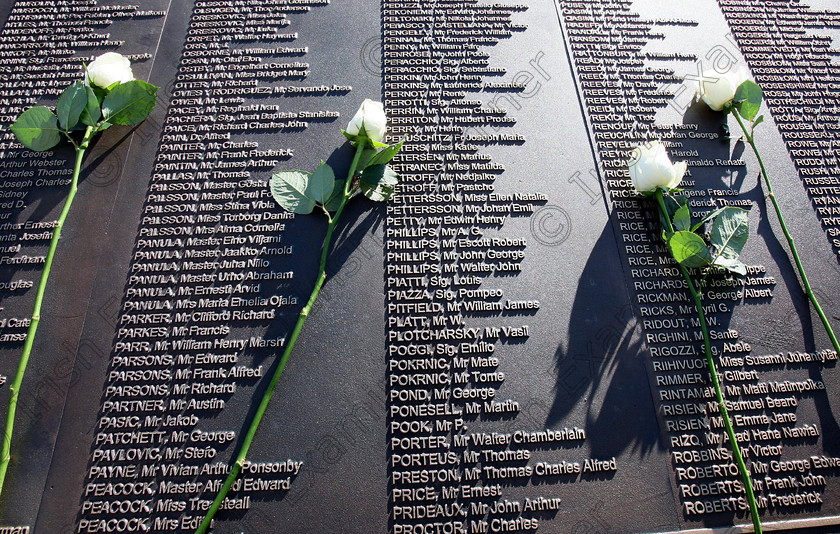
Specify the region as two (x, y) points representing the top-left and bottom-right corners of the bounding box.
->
(86, 52), (134, 89)
(346, 99), (387, 143)
(628, 141), (687, 193)
(696, 68), (749, 111)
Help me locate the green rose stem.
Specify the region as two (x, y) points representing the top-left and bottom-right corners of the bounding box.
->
(731, 109), (839, 356)
(0, 125), (95, 496)
(655, 190), (762, 534)
(195, 141), (366, 534)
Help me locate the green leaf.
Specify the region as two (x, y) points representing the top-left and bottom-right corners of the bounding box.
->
(310, 162), (336, 204)
(101, 80), (158, 126)
(368, 138), (405, 167)
(713, 256), (747, 276)
(361, 164), (399, 187)
(342, 127), (370, 145)
(10, 106), (62, 151)
(733, 80), (762, 122)
(324, 179), (345, 212)
(673, 204), (691, 232)
(360, 164), (399, 202)
(79, 86), (102, 127)
(668, 231), (712, 269)
(270, 170), (317, 214)
(711, 206), (749, 260)
(361, 181), (396, 202)
(690, 207), (727, 233)
(56, 81), (88, 130)
(341, 128), (388, 149)
(657, 193), (686, 236)
(357, 148), (377, 171)
(91, 83), (108, 105)
(753, 114), (764, 129)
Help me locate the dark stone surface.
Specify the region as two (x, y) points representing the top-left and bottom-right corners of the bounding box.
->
(0, 0), (836, 533)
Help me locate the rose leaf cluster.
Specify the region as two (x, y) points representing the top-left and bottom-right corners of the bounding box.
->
(271, 99), (403, 214)
(10, 52), (158, 151)
(663, 194), (750, 275)
(627, 141), (750, 276)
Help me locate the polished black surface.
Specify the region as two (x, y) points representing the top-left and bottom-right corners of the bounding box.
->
(0, 1), (837, 533)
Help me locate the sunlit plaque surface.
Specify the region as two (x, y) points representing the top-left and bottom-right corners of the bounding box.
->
(0, 0), (838, 532)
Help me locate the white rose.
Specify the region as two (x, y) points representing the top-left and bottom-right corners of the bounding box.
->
(346, 99), (387, 143)
(696, 68), (749, 111)
(628, 141), (687, 193)
(86, 52), (134, 89)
